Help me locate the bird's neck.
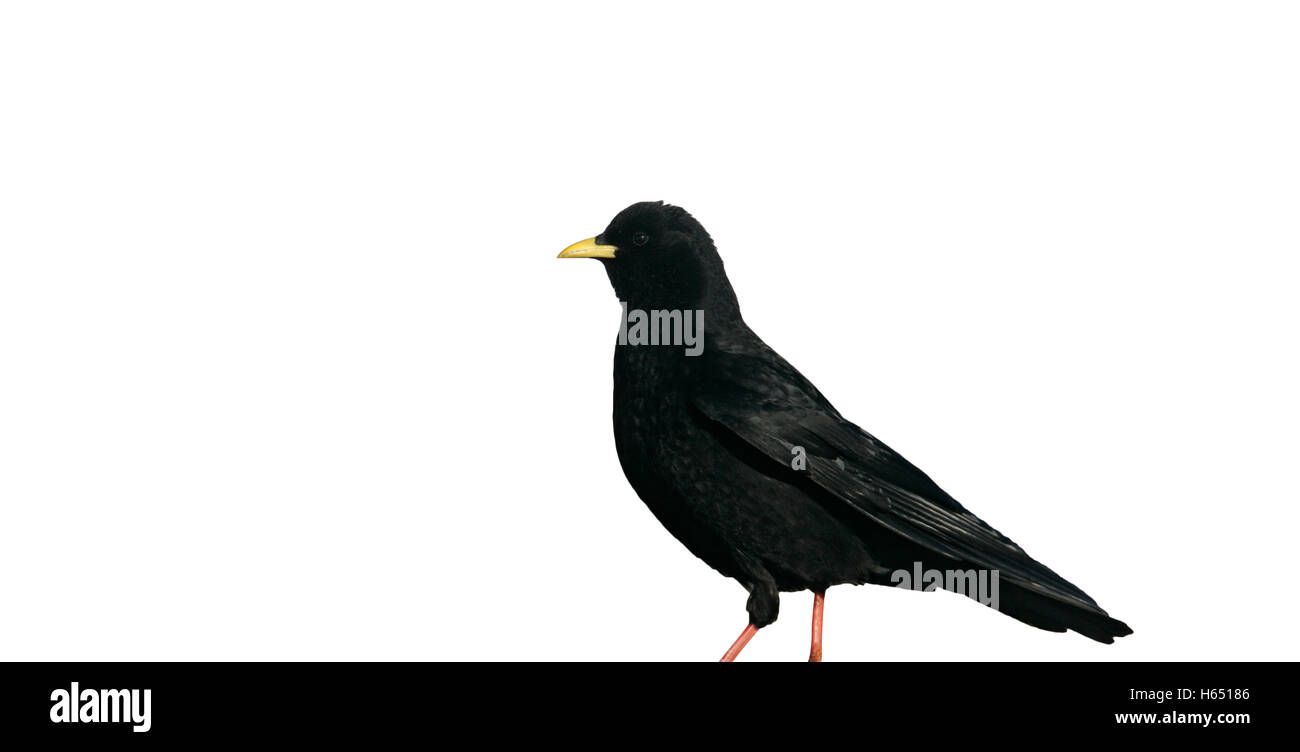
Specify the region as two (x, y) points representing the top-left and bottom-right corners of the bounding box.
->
(608, 253), (745, 332)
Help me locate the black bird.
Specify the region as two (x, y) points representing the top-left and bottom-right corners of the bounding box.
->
(558, 202), (1132, 660)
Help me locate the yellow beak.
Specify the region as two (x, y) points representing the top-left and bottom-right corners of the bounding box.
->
(557, 236), (618, 259)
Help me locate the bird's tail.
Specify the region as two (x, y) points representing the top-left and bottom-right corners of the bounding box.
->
(997, 580), (1133, 644)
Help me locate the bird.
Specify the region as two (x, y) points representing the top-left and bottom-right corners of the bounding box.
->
(557, 201), (1132, 661)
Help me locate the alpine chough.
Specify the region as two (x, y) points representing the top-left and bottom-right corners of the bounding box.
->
(558, 201), (1132, 661)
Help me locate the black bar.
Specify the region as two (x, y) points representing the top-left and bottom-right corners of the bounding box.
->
(0, 661), (1287, 741)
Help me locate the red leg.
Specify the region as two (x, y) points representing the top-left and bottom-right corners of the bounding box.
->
(809, 590), (825, 662)
(719, 623), (759, 662)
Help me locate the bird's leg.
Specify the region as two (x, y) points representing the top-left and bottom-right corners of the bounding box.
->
(809, 590), (825, 662)
(722, 573), (776, 661)
(719, 624), (760, 662)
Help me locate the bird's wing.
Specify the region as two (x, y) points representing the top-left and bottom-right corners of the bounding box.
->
(688, 346), (1104, 613)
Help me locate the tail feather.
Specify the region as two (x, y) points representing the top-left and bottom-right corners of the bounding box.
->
(997, 580), (1133, 644)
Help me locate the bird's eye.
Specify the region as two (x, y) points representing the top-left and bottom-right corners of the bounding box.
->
(632, 232), (650, 247)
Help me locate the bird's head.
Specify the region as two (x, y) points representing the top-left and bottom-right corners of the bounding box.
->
(557, 201), (740, 317)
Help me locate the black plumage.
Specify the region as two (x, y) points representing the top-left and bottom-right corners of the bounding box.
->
(558, 201), (1132, 659)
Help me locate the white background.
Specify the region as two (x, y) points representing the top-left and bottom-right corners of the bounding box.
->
(2, 2), (1296, 661)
